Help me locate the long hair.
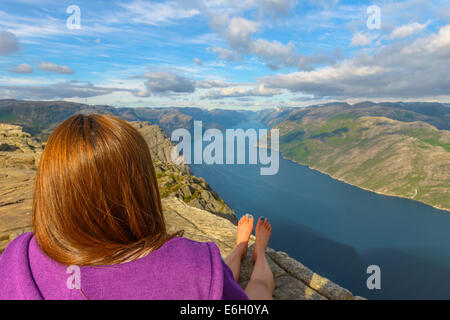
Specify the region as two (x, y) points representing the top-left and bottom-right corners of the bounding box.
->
(32, 114), (181, 266)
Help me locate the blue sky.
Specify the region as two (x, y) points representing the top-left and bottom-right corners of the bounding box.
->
(0, 0), (449, 109)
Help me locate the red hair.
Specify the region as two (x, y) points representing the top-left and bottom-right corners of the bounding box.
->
(32, 114), (181, 265)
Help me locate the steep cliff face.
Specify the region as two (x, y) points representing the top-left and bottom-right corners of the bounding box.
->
(130, 122), (236, 223)
(0, 122), (361, 300)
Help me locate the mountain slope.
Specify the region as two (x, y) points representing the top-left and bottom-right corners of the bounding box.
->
(272, 108), (450, 211)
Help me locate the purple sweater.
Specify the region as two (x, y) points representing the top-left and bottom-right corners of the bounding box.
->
(0, 232), (249, 300)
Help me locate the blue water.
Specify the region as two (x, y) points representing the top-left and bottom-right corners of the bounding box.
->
(190, 121), (450, 299)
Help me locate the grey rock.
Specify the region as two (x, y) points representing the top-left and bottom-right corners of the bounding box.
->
(266, 248), (354, 300)
(162, 196), (357, 300)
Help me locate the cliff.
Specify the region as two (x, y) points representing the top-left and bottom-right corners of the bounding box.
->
(0, 122), (362, 300)
(130, 122), (236, 223)
(163, 196), (361, 300)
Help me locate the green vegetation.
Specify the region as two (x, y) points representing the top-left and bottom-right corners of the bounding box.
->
(0, 110), (18, 122)
(276, 111), (450, 212)
(184, 190), (200, 203)
(423, 138), (450, 152)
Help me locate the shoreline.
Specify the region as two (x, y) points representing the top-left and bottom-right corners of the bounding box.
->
(281, 155), (450, 213)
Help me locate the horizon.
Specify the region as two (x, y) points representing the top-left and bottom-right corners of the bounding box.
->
(0, 0), (449, 110)
(1, 98), (449, 113)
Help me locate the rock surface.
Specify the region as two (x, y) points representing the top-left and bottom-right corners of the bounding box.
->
(0, 124), (43, 169)
(0, 122), (362, 300)
(163, 196), (360, 300)
(0, 124), (42, 250)
(131, 121), (236, 223)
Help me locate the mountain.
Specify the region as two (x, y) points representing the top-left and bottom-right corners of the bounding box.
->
(256, 101), (450, 130)
(0, 121), (360, 300)
(257, 102), (450, 211)
(0, 100), (251, 141)
(135, 107), (252, 133)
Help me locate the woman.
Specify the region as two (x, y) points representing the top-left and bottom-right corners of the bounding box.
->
(0, 114), (274, 300)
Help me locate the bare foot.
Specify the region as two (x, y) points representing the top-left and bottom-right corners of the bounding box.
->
(252, 217), (272, 262)
(236, 214), (254, 259)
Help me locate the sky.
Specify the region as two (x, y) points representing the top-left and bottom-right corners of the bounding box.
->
(0, 0), (449, 109)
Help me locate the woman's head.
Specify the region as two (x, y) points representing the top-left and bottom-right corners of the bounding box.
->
(32, 113), (178, 265)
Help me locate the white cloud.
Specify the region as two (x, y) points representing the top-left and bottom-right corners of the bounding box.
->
(203, 1), (343, 70)
(119, 1), (200, 25)
(194, 58), (204, 66)
(261, 24), (450, 99)
(196, 79), (232, 88)
(401, 23), (450, 54)
(202, 84), (281, 99)
(0, 30), (20, 55)
(225, 16), (260, 51)
(0, 81), (131, 99)
(208, 47), (236, 60)
(350, 32), (375, 47)
(390, 21), (431, 39)
(10, 63), (33, 74)
(138, 72), (196, 95)
(209, 16), (341, 70)
(135, 71), (238, 96)
(259, 0), (298, 17)
(251, 39), (296, 67)
(38, 62), (75, 74)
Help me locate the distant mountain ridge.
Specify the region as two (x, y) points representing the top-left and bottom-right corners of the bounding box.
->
(1, 99), (448, 138)
(0, 99), (251, 140)
(254, 101), (450, 130)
